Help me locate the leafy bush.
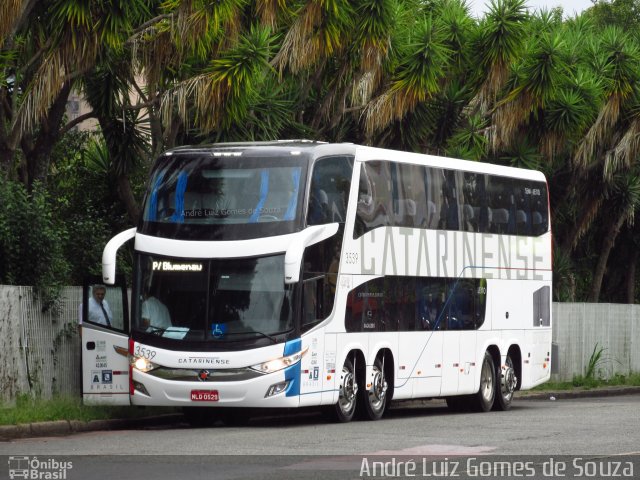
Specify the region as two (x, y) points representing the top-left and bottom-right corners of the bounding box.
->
(0, 178), (70, 309)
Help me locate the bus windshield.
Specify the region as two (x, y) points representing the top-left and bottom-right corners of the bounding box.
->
(140, 153), (308, 240)
(133, 253), (294, 345)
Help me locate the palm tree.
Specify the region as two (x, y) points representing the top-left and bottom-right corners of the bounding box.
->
(574, 27), (640, 170)
(588, 171), (640, 302)
(467, 0), (527, 117)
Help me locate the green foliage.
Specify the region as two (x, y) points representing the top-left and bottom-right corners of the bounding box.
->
(0, 177), (69, 309)
(47, 131), (135, 283)
(0, 394), (177, 425)
(584, 343), (606, 380)
(532, 372), (640, 391)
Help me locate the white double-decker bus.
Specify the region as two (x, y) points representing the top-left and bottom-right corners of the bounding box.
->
(81, 141), (552, 423)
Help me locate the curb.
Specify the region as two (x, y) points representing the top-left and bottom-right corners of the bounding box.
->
(0, 414), (184, 441)
(515, 386), (640, 401)
(2, 387), (639, 440)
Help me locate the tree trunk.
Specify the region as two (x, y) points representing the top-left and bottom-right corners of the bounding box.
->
(625, 248), (639, 304)
(588, 212), (627, 302)
(117, 174), (141, 224)
(562, 195), (602, 252)
(23, 81), (72, 189)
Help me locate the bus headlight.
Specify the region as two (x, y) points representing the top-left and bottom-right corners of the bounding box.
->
(131, 356), (159, 373)
(250, 347), (308, 374)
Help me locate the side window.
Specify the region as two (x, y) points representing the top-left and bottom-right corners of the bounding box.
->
(513, 180), (532, 236)
(301, 228), (343, 332)
(345, 277), (386, 332)
(487, 176), (514, 234)
(461, 173), (489, 233)
(425, 168), (446, 230)
(416, 278), (447, 330)
(346, 276), (487, 332)
(530, 182), (549, 236)
(354, 161), (394, 237)
(447, 280), (475, 330)
(439, 170), (459, 230)
(81, 277), (129, 333)
(307, 155), (354, 226)
(393, 163), (428, 228)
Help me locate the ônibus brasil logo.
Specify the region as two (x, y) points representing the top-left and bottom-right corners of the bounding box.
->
(8, 456), (73, 479)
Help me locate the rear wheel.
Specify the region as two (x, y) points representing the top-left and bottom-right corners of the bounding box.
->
(360, 356), (388, 420)
(332, 357), (358, 422)
(473, 351), (496, 412)
(494, 353), (517, 411)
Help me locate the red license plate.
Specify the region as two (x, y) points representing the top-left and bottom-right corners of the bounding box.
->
(190, 390), (219, 402)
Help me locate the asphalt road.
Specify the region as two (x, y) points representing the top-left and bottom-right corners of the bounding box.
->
(2, 395), (639, 479)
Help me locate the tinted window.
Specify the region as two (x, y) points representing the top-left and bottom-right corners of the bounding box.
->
(140, 154), (308, 240)
(345, 276), (487, 332)
(353, 160), (548, 238)
(301, 226), (344, 332)
(355, 161), (394, 236)
(307, 156), (354, 225)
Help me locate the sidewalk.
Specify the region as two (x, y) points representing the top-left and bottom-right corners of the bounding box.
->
(1, 387), (639, 441)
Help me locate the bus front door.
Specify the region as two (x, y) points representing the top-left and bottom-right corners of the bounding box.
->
(80, 276), (130, 405)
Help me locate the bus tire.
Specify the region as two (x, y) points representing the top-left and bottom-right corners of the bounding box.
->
(473, 351), (496, 412)
(494, 353), (517, 411)
(360, 356), (388, 421)
(332, 357), (358, 422)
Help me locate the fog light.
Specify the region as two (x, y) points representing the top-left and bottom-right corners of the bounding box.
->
(133, 380), (150, 396)
(265, 381), (289, 398)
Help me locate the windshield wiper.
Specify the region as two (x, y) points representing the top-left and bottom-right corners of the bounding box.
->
(214, 331), (277, 343)
(214, 328), (294, 343)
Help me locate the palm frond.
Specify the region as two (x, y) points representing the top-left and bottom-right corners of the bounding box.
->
(162, 25), (273, 132)
(469, 0), (527, 114)
(0, 0), (24, 48)
(272, 0), (353, 73)
(364, 16), (450, 135)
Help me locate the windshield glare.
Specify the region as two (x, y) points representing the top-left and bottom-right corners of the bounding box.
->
(145, 164), (302, 225)
(134, 254), (293, 342)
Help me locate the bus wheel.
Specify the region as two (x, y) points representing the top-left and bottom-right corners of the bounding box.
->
(333, 357), (358, 422)
(494, 354), (517, 411)
(361, 357), (388, 420)
(473, 351), (496, 412)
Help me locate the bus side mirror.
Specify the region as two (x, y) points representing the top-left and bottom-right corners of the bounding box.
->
(284, 223), (339, 284)
(102, 228), (136, 284)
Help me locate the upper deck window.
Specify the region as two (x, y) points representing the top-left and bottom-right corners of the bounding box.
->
(354, 160), (548, 238)
(140, 153), (309, 240)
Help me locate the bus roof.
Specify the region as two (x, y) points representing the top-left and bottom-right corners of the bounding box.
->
(161, 141), (546, 182)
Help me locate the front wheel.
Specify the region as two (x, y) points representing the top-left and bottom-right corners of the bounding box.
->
(331, 357), (358, 422)
(360, 356), (389, 420)
(473, 351), (496, 412)
(494, 353), (517, 411)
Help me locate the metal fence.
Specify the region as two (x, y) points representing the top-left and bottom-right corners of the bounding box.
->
(1, 285), (639, 404)
(552, 303), (640, 381)
(0, 286), (81, 405)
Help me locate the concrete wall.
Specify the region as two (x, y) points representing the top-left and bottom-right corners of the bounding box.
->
(552, 303), (640, 382)
(1, 285), (639, 403)
(0, 286), (81, 405)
